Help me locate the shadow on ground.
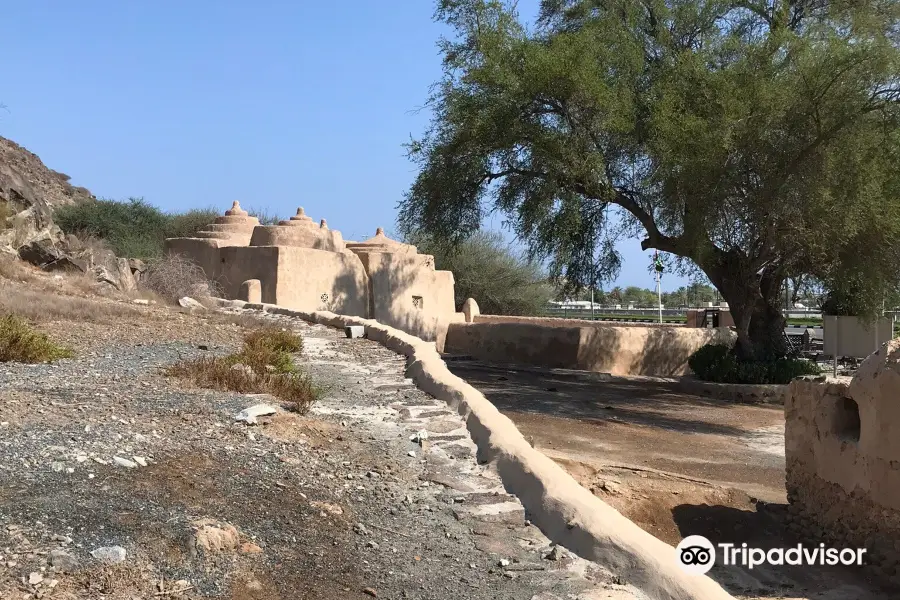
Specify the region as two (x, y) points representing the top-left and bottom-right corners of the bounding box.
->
(448, 361), (753, 436)
(671, 502), (894, 598)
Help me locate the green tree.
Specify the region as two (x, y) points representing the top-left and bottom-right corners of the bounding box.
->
(577, 287), (607, 304)
(411, 230), (554, 315)
(398, 0), (900, 360)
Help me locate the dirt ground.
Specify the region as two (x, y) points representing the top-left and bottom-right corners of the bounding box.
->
(0, 293), (638, 600)
(446, 360), (894, 600)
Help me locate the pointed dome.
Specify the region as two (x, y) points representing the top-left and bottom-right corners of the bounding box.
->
(279, 207), (317, 228)
(224, 201), (249, 217)
(346, 227), (415, 254)
(190, 201), (259, 245)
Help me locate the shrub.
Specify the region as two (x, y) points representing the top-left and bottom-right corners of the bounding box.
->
(0, 314), (74, 363)
(688, 344), (820, 385)
(55, 198), (170, 258)
(687, 344), (733, 383)
(141, 254), (219, 303)
(164, 208), (219, 239)
(54, 199), (218, 259)
(246, 207), (283, 225)
(0, 284), (144, 322)
(167, 327), (318, 413)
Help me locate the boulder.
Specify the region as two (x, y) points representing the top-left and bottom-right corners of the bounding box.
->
(17, 239), (87, 272)
(178, 296), (207, 310)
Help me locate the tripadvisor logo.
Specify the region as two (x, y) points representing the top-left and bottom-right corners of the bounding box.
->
(676, 536), (716, 575)
(675, 535), (867, 575)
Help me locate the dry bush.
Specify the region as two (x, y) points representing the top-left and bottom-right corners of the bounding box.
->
(0, 200), (11, 229)
(215, 311), (271, 329)
(0, 283), (145, 323)
(0, 254), (38, 282)
(141, 254), (220, 304)
(0, 314), (74, 362)
(59, 563), (154, 599)
(167, 327), (318, 413)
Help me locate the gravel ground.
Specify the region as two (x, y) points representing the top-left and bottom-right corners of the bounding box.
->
(0, 302), (641, 600)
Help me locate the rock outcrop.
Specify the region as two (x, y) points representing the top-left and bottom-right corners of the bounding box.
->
(0, 135), (142, 290)
(0, 135), (94, 252)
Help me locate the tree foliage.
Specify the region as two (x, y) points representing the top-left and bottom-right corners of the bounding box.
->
(411, 230), (554, 315)
(399, 0), (900, 359)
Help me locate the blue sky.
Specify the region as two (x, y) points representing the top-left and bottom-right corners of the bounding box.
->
(1, 0), (687, 290)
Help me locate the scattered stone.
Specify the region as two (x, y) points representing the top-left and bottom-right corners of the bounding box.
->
(91, 546), (127, 564)
(230, 363), (255, 378)
(544, 545), (565, 561)
(599, 480), (620, 494)
(28, 572), (43, 585)
(113, 456), (138, 469)
(410, 430), (429, 444)
(132, 298), (150, 305)
(363, 587), (378, 597)
(499, 558), (510, 567)
(310, 501), (344, 516)
(132, 456), (148, 467)
(345, 325), (365, 339)
(240, 542), (263, 554)
(367, 540), (380, 550)
(49, 549), (79, 572)
(178, 296), (206, 310)
(407, 450), (417, 458)
(192, 519), (240, 554)
(235, 403), (278, 425)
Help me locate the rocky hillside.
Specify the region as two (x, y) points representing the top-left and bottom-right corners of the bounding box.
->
(0, 136), (142, 290)
(0, 135), (95, 251)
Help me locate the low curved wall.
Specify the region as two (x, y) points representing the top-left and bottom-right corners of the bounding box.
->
(676, 379), (786, 405)
(221, 298), (736, 600)
(445, 317), (735, 377)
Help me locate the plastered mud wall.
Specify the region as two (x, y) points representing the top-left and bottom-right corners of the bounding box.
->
(444, 315), (735, 377)
(221, 298), (736, 600)
(165, 203), (461, 347)
(784, 339), (900, 583)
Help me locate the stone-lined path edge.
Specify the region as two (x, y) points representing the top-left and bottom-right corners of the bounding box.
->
(218, 299), (736, 600)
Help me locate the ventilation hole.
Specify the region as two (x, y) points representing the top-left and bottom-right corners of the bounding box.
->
(412, 295), (424, 310)
(834, 397), (861, 443)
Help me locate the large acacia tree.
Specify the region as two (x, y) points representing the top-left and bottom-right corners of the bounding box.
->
(399, 0), (900, 359)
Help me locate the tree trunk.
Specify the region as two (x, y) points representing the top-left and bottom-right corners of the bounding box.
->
(708, 265), (787, 361)
(745, 296), (788, 360)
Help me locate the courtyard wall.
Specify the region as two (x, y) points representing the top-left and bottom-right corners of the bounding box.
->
(444, 315), (735, 377)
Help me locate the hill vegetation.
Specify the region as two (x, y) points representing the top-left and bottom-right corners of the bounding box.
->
(53, 198), (279, 259)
